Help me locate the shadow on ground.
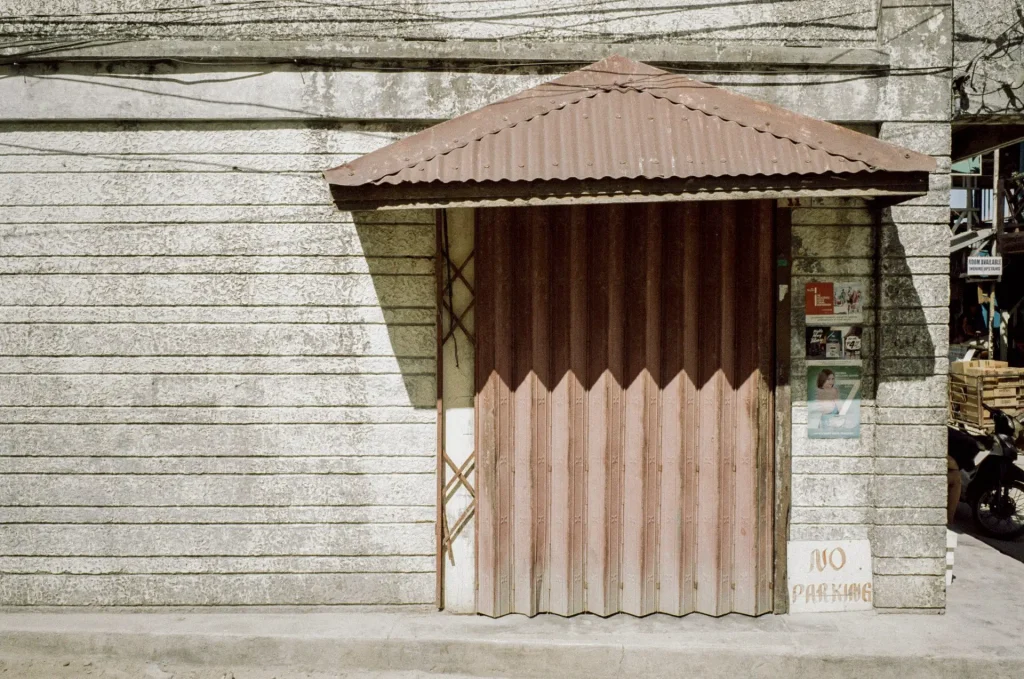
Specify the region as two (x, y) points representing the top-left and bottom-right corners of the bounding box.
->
(951, 501), (1024, 564)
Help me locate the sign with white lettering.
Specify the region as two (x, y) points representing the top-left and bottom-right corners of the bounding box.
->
(787, 540), (873, 612)
(967, 256), (1003, 277)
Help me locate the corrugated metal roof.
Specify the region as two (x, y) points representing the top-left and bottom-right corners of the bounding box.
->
(325, 55), (934, 193)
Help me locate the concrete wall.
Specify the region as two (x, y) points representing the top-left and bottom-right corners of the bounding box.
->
(787, 0), (953, 612)
(953, 0), (1024, 118)
(875, 1), (952, 610)
(0, 1), (878, 43)
(0, 122), (438, 606)
(0, 0), (952, 610)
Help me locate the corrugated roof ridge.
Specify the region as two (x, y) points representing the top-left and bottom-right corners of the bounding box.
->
(325, 55), (933, 187)
(375, 86), (875, 184)
(368, 87), (608, 184)
(624, 72), (931, 172)
(633, 87), (882, 170)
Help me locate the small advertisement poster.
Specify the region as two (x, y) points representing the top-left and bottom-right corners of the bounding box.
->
(806, 326), (863, 360)
(807, 362), (861, 439)
(805, 281), (865, 324)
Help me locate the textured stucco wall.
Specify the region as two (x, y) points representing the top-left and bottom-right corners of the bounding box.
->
(786, 0), (952, 612)
(0, 1), (878, 43)
(954, 0), (1024, 118)
(876, 0), (952, 611)
(0, 122), (438, 606)
(0, 0), (952, 609)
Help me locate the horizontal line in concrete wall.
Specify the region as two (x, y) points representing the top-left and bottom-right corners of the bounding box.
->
(0, 554), (434, 559)
(0, 501), (432, 507)
(0, 571), (434, 576)
(0, 456), (434, 462)
(792, 472), (944, 477)
(0, 452), (437, 463)
(0, 522), (433, 527)
(0, 322), (434, 327)
(0, 266), (435, 275)
(0, 422), (429, 426)
(0, 152), (378, 159)
(0, 421), (433, 426)
(0, 455), (431, 459)
(791, 505), (947, 510)
(0, 255), (429, 259)
(0, 554), (431, 570)
(0, 411), (436, 425)
(0, 471), (434, 476)
(0, 507), (436, 524)
(0, 305), (434, 311)
(0, 272), (433, 279)
(788, 521), (943, 527)
(0, 307), (437, 325)
(0, 512), (433, 519)
(0, 568), (435, 577)
(0, 419), (433, 426)
(0, 203), (334, 208)
(0, 406), (433, 409)
(0, 170), (331, 175)
(0, 572), (434, 577)
(0, 305), (435, 309)
(0, 272), (433, 277)
(0, 604), (433, 609)
(0, 206), (434, 222)
(0, 219), (432, 226)
(0, 373), (435, 377)
(0, 152), (376, 157)
(0, 354), (433, 358)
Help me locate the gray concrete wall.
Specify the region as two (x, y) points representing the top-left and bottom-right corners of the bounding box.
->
(787, 1), (952, 612)
(954, 0), (1024, 118)
(0, 122), (438, 606)
(0, 1), (878, 43)
(875, 0), (952, 610)
(0, 0), (952, 609)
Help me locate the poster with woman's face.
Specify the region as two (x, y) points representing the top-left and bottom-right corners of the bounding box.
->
(807, 363), (861, 439)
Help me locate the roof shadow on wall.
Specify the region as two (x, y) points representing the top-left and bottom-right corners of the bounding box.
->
(788, 203), (938, 409)
(352, 210), (436, 411)
(875, 205), (941, 402)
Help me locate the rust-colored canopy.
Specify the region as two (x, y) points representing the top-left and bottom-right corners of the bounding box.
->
(325, 56), (935, 209)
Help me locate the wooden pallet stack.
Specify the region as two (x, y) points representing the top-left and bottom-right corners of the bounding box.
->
(948, 360), (1024, 431)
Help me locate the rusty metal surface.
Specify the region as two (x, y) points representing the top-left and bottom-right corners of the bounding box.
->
(325, 55), (935, 192)
(475, 202), (775, 618)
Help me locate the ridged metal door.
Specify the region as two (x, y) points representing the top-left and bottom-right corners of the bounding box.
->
(475, 201), (774, 617)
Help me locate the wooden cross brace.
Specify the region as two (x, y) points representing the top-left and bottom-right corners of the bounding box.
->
(440, 451), (476, 565)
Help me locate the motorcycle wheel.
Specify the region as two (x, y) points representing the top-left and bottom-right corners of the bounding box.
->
(972, 480), (1024, 540)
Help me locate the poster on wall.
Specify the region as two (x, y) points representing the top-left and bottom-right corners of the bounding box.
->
(805, 281), (865, 325)
(805, 325), (863, 360)
(807, 362), (861, 439)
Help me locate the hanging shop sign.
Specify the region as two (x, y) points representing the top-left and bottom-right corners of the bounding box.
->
(788, 540), (873, 612)
(967, 256), (1002, 277)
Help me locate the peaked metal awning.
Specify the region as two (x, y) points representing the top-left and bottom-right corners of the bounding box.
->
(325, 56), (935, 210)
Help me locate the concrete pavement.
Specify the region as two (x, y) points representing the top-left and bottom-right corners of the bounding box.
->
(1, 531), (1023, 679)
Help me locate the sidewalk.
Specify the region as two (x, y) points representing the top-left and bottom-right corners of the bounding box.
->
(1, 531), (1022, 679)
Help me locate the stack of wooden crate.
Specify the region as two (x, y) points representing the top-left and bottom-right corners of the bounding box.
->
(948, 360), (1024, 431)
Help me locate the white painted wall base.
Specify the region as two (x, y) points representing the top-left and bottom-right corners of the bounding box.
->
(441, 209), (476, 613)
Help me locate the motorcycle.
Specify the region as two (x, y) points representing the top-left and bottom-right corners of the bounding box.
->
(948, 404), (1024, 539)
